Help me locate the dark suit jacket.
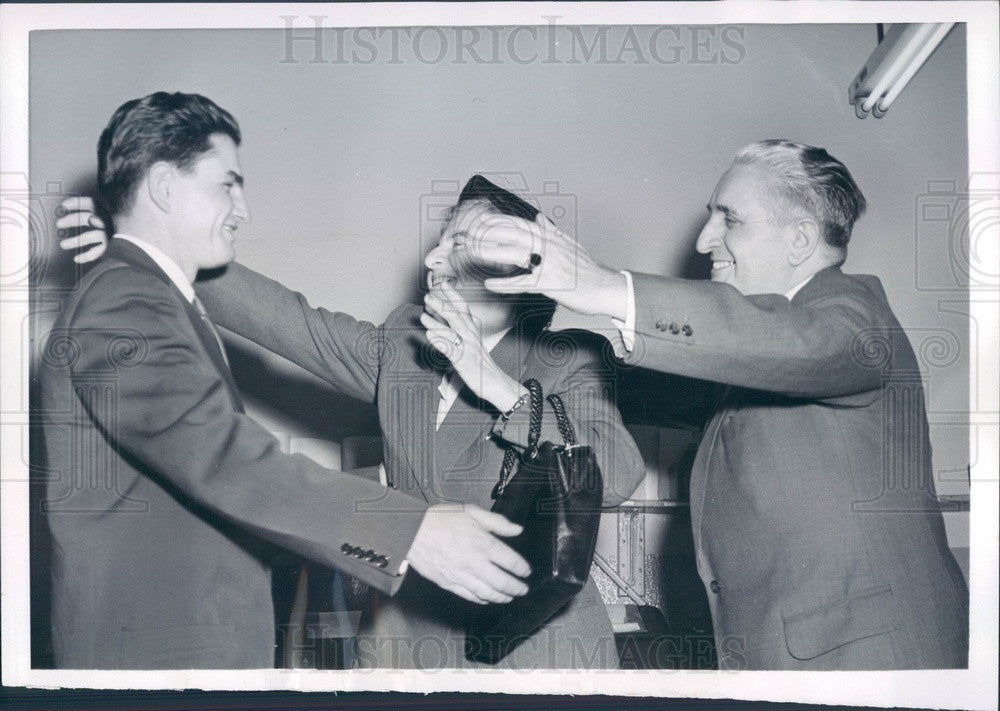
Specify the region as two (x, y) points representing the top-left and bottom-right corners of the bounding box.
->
(621, 266), (968, 669)
(38, 240), (428, 669)
(197, 262), (646, 668)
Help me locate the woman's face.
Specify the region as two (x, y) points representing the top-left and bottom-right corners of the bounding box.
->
(424, 200), (517, 293)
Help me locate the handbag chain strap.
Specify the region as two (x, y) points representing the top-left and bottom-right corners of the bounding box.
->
(546, 393), (578, 448)
(493, 379), (543, 499)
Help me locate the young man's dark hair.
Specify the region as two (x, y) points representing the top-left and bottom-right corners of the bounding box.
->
(97, 91), (241, 218)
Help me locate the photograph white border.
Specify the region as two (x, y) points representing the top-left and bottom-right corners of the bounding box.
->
(2, 3), (997, 708)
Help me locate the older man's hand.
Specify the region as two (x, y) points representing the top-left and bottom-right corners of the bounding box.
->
(406, 504), (531, 604)
(55, 196), (109, 263)
(456, 211), (628, 320)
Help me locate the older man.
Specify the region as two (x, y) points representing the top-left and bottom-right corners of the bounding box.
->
(460, 140), (969, 669)
(40, 92), (529, 669)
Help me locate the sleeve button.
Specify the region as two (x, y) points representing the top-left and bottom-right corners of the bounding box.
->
(655, 320), (668, 332)
(669, 322), (680, 335)
(340, 543), (353, 555)
(681, 324), (693, 337)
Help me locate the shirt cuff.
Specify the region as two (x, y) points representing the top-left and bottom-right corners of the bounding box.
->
(610, 270), (636, 352)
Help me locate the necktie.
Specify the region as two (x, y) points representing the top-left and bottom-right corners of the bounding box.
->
(191, 295), (230, 368)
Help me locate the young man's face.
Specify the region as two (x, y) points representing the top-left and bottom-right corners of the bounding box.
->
(695, 163), (798, 296)
(170, 134), (249, 271)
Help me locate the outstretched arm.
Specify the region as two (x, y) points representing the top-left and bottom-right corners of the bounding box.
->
(452, 209), (893, 400)
(623, 271), (891, 398)
(57, 223), (532, 604)
(196, 262), (383, 404)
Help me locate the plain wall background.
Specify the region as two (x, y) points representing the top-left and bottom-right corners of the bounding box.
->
(29, 23), (970, 509)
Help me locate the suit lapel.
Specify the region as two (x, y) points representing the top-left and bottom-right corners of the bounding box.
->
(377, 316), (442, 501)
(400, 362), (441, 502)
(387, 314), (535, 503)
(105, 240), (244, 412)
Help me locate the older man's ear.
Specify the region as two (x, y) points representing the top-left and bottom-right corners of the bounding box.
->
(787, 218), (821, 268)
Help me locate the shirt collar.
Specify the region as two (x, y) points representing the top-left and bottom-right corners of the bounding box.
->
(482, 326), (512, 353)
(784, 274), (815, 301)
(113, 233), (195, 303)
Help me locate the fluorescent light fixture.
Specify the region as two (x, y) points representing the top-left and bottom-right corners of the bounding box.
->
(849, 23), (955, 119)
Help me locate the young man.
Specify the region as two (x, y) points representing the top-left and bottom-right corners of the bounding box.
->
(40, 92), (529, 669)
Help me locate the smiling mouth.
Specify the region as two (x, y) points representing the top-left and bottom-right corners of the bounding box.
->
(712, 260), (735, 271)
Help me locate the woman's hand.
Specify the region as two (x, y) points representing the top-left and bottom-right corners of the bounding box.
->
(55, 196), (109, 263)
(421, 281), (526, 414)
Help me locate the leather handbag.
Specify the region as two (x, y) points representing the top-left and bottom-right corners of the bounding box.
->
(465, 379), (603, 664)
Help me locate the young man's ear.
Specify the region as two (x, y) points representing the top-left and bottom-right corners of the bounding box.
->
(147, 161), (174, 213)
(787, 218), (820, 267)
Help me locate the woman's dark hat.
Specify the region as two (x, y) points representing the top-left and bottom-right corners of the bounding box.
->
(458, 175), (540, 222)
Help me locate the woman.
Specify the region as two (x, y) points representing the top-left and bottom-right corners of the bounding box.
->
(59, 176), (645, 669)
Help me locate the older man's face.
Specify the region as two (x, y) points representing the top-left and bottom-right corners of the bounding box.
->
(695, 164), (797, 296)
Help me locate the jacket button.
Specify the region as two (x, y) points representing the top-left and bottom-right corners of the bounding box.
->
(376, 555), (388, 568)
(340, 543), (353, 555)
(682, 324), (693, 337)
(364, 550), (379, 562)
(655, 320), (668, 332)
(710, 580), (721, 594)
(669, 322), (680, 335)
